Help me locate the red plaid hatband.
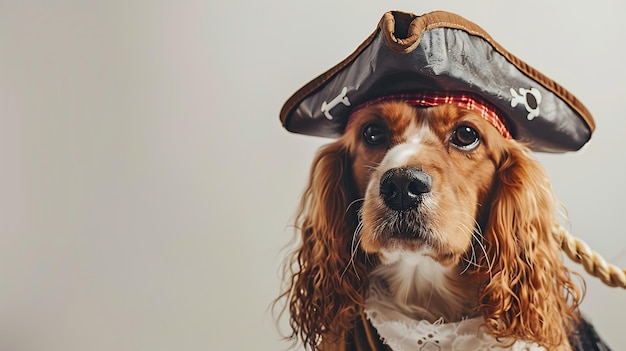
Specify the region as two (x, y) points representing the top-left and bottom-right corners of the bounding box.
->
(346, 92), (512, 139)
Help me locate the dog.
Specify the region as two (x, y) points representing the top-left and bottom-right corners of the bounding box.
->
(276, 94), (609, 350)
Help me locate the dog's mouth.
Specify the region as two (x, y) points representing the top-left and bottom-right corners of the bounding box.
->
(367, 210), (463, 265)
(360, 204), (438, 250)
(380, 210), (432, 241)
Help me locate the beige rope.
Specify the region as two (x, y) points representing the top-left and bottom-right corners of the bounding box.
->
(553, 223), (626, 289)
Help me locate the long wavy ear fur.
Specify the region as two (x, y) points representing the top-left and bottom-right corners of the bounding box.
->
(479, 143), (582, 348)
(276, 141), (370, 350)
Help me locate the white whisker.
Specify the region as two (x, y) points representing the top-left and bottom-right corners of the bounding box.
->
(341, 210), (364, 280)
(346, 198), (365, 214)
(470, 222), (493, 280)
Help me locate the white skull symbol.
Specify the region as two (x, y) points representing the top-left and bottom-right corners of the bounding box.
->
(510, 87), (542, 120)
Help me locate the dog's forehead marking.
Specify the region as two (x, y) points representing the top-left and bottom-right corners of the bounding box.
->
(404, 116), (432, 144)
(380, 143), (418, 169)
(380, 118), (436, 168)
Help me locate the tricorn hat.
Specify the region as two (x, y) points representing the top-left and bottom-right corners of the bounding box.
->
(279, 10), (595, 152)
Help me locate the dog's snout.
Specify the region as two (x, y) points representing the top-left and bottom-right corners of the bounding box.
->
(379, 167), (432, 211)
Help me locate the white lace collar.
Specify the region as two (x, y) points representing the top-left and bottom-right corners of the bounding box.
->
(365, 296), (547, 351)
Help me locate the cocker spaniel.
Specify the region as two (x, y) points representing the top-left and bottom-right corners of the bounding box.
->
(277, 93), (603, 351)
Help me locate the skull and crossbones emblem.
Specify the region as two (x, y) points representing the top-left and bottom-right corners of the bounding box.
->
(510, 87), (542, 120)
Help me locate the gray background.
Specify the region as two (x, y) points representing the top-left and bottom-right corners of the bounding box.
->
(1, 1), (624, 350)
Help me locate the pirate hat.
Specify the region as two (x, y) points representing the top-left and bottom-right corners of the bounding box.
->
(279, 10), (595, 152)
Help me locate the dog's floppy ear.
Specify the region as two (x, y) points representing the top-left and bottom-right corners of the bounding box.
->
(277, 140), (368, 350)
(478, 143), (582, 348)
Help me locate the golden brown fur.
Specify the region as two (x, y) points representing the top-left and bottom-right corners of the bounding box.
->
(277, 102), (582, 350)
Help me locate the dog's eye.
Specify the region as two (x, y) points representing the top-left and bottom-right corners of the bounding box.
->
(362, 123), (388, 146)
(450, 125), (480, 150)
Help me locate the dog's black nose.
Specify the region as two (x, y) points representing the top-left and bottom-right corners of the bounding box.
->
(379, 167), (432, 211)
